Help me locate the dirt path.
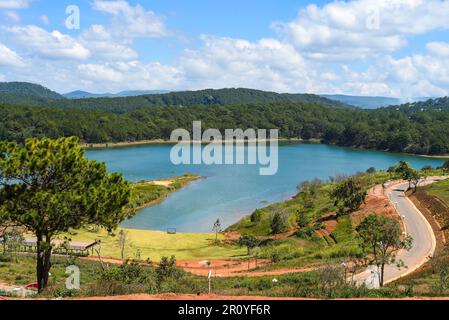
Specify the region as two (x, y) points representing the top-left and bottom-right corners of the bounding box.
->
(179, 258), (316, 277)
(83, 256), (315, 277)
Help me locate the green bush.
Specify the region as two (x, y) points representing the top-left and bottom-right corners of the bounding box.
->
(0, 254), (12, 262)
(295, 226), (316, 239)
(250, 210), (263, 223)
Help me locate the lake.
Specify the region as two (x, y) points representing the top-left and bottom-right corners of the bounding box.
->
(86, 143), (444, 233)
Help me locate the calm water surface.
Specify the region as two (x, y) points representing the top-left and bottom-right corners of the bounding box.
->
(85, 143), (444, 233)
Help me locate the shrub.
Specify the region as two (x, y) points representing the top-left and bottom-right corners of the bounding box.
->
(0, 254), (12, 262)
(271, 211), (290, 234)
(295, 226), (315, 239)
(250, 210), (263, 223)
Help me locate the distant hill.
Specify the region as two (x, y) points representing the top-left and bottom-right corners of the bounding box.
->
(387, 97), (449, 113)
(56, 88), (350, 113)
(64, 90), (170, 99)
(0, 84), (350, 112)
(0, 83), (349, 112)
(0, 82), (65, 105)
(63, 91), (113, 99)
(322, 94), (434, 109)
(321, 94), (401, 109)
(0, 82), (64, 99)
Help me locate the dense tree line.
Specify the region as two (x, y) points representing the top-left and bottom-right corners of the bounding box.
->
(1, 98), (449, 155)
(0, 86), (348, 113)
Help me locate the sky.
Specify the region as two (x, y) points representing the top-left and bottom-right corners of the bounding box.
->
(0, 0), (449, 98)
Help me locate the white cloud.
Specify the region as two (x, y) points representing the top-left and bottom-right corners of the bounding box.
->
(77, 60), (182, 90)
(7, 25), (90, 60)
(0, 41), (25, 67)
(383, 52), (449, 97)
(274, 0), (449, 60)
(2, 0), (449, 99)
(0, 74), (5, 81)
(178, 35), (314, 92)
(0, 0), (28, 9)
(39, 15), (50, 25)
(426, 42), (449, 57)
(78, 64), (124, 82)
(92, 0), (167, 39)
(80, 24), (138, 61)
(4, 11), (20, 23)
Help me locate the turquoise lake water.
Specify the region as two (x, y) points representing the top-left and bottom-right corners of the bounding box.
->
(85, 143), (444, 233)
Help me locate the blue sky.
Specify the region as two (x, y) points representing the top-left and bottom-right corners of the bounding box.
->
(0, 0), (449, 98)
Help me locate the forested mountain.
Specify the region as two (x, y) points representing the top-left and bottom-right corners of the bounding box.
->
(388, 97), (449, 113)
(63, 90), (170, 99)
(2, 97), (449, 155)
(0, 83), (349, 112)
(54, 88), (349, 113)
(0, 82), (65, 100)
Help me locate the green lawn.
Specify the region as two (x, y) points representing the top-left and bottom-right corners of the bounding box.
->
(63, 173), (248, 262)
(0, 254), (101, 287)
(63, 228), (246, 261)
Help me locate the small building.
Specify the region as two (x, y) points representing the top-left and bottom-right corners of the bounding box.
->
(18, 237), (99, 257)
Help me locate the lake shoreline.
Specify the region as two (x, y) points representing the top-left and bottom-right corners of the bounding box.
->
(81, 138), (309, 149)
(88, 142), (445, 234)
(81, 139), (449, 159)
(127, 174), (202, 216)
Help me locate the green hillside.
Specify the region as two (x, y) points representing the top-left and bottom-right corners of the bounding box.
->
(0, 83), (349, 113)
(0, 82), (65, 102)
(2, 97), (449, 155)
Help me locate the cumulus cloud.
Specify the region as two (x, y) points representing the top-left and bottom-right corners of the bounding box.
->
(0, 41), (25, 67)
(78, 60), (182, 89)
(80, 24), (138, 61)
(2, 0), (449, 98)
(92, 0), (168, 39)
(383, 52), (449, 97)
(7, 25), (90, 60)
(426, 42), (449, 57)
(274, 0), (449, 60)
(178, 35), (315, 92)
(78, 64), (124, 82)
(0, 0), (28, 9)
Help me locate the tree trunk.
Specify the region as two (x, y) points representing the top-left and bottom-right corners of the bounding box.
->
(36, 233), (44, 293)
(43, 235), (52, 289)
(379, 264), (385, 287)
(36, 234), (52, 293)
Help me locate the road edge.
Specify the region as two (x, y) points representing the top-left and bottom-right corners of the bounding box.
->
(384, 188), (437, 285)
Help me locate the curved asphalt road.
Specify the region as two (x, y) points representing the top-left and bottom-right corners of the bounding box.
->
(355, 178), (441, 289)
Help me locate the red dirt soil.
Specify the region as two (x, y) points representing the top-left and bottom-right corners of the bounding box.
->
(350, 181), (404, 229)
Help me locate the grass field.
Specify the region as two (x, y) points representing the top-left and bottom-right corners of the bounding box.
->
(62, 173), (247, 262)
(62, 228), (246, 261)
(423, 179), (449, 207)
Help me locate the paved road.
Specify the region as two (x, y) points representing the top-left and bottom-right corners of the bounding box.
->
(355, 178), (443, 288)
